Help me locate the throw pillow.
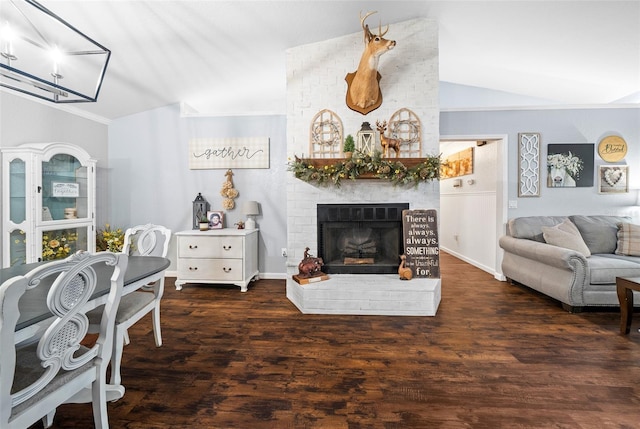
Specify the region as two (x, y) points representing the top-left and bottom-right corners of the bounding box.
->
(615, 222), (640, 256)
(541, 219), (591, 257)
(569, 215), (631, 254)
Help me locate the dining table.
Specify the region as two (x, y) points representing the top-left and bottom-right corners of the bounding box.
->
(1, 254), (171, 402)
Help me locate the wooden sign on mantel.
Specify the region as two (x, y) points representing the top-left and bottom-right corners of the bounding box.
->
(402, 209), (440, 278)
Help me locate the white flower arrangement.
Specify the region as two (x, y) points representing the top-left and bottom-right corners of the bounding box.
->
(547, 152), (584, 178)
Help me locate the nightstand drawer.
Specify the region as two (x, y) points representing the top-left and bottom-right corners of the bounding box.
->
(177, 258), (243, 281)
(178, 236), (243, 259)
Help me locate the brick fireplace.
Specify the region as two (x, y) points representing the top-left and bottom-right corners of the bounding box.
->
(285, 18), (441, 315)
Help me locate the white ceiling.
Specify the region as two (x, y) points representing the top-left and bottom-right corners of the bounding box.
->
(5, 0), (640, 121)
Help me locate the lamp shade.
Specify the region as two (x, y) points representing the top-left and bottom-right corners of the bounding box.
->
(242, 201), (259, 216)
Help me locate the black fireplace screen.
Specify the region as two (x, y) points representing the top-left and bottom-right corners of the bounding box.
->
(317, 203), (409, 274)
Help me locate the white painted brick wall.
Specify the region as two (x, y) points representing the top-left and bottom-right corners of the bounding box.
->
(286, 18), (440, 270)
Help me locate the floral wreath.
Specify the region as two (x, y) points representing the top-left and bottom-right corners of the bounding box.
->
(547, 151), (584, 178)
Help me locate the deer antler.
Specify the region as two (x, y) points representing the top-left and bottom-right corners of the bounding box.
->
(378, 22), (389, 37)
(360, 10), (378, 30)
(376, 120), (387, 130)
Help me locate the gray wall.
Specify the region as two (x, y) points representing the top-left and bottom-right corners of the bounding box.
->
(3, 89), (639, 275)
(108, 104), (288, 277)
(0, 92), (109, 264)
(441, 107), (640, 221)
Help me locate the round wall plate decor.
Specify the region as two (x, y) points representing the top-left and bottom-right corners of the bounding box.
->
(598, 135), (627, 162)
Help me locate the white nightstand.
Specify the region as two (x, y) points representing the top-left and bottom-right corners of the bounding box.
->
(175, 228), (259, 292)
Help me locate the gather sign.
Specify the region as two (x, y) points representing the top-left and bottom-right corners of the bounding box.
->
(188, 137), (270, 169)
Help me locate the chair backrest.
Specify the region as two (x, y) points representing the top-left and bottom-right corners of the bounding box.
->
(122, 224), (171, 257)
(0, 251), (128, 427)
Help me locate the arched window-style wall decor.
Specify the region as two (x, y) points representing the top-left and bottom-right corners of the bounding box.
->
(388, 108), (422, 157)
(309, 109), (343, 158)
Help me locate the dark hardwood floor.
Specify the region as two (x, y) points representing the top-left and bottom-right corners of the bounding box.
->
(30, 252), (640, 428)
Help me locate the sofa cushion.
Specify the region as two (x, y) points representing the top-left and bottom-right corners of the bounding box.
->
(587, 254), (640, 284)
(569, 215), (631, 254)
(541, 219), (591, 257)
(615, 222), (640, 256)
(508, 216), (568, 242)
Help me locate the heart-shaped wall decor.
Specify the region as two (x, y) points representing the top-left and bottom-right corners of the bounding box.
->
(604, 168), (623, 186)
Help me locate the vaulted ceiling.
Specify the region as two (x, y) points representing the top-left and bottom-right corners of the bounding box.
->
(4, 1), (639, 121)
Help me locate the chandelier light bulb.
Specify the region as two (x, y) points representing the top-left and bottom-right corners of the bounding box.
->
(1, 22), (16, 61)
(50, 46), (63, 79)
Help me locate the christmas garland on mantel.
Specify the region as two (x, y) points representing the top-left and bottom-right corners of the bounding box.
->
(287, 150), (441, 187)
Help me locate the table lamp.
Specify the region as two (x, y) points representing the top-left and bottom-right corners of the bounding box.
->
(242, 201), (260, 230)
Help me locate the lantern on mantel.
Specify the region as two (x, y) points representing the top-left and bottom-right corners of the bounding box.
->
(192, 193), (210, 229)
(357, 121), (375, 155)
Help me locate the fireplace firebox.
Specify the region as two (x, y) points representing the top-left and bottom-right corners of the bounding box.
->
(317, 203), (409, 274)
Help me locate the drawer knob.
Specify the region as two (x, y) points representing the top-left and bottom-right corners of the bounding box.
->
(223, 267), (232, 273)
(223, 245), (232, 251)
(189, 267), (198, 271)
(189, 245), (198, 249)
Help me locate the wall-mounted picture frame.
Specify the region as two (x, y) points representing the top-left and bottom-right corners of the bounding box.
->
(440, 147), (473, 179)
(189, 137), (270, 169)
(207, 211), (224, 229)
(598, 135), (627, 162)
(518, 132), (541, 197)
(598, 165), (629, 194)
(547, 144), (594, 188)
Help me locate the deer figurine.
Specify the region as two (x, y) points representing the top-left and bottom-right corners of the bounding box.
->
(345, 11), (396, 115)
(376, 120), (401, 158)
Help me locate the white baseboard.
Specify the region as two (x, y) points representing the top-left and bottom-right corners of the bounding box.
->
(440, 248), (499, 278)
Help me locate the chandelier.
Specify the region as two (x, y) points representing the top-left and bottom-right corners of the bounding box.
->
(0, 0), (110, 103)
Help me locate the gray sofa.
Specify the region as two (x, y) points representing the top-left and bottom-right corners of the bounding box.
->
(499, 215), (640, 312)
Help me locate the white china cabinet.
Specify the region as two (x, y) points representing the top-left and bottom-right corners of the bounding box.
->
(2, 142), (96, 267)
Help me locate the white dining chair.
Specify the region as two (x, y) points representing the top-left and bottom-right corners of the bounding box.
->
(0, 251), (128, 429)
(87, 223), (171, 385)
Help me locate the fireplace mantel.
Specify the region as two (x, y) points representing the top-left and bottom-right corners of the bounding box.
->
(288, 155), (440, 185)
(302, 157), (431, 173)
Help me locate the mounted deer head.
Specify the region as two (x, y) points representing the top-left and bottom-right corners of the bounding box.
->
(345, 11), (396, 115)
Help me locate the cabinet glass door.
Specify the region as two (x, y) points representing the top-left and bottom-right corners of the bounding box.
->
(9, 229), (27, 266)
(9, 158), (26, 224)
(41, 153), (88, 221)
(40, 226), (89, 262)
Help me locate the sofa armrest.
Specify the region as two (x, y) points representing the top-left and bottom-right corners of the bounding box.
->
(499, 235), (590, 307)
(499, 235), (588, 269)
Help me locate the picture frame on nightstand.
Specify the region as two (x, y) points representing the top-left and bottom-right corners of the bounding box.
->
(208, 210), (224, 229)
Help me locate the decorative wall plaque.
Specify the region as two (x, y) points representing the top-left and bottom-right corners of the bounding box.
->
(402, 209), (439, 279)
(388, 108), (422, 157)
(309, 109), (343, 158)
(518, 133), (540, 197)
(188, 137), (270, 169)
(598, 135), (627, 162)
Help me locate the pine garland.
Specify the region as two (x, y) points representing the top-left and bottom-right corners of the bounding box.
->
(287, 150), (441, 187)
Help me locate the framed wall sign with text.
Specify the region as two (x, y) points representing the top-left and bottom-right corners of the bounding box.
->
(189, 137), (270, 169)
